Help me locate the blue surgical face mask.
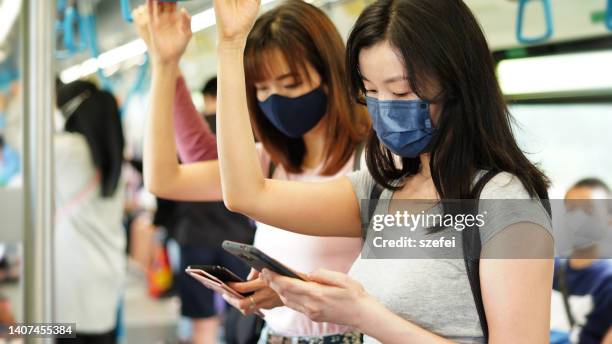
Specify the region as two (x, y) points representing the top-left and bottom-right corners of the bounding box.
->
(366, 96), (437, 158)
(258, 88), (327, 138)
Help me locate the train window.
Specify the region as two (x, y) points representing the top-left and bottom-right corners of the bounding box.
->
(511, 103), (612, 198)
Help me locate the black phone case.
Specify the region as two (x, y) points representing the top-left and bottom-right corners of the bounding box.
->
(185, 267), (255, 297)
(222, 241), (305, 280)
(188, 265), (244, 283)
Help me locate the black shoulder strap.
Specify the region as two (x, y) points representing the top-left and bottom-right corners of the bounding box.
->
(353, 142), (366, 172)
(366, 170), (495, 339)
(367, 183), (385, 222)
(556, 262), (576, 328)
(367, 170), (549, 341)
(463, 170), (499, 341)
(267, 160), (276, 179)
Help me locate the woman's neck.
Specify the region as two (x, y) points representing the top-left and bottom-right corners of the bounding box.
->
(393, 153), (437, 199)
(419, 153), (432, 178)
(301, 117), (328, 170)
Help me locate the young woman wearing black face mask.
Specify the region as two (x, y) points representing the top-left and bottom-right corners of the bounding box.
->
(175, 0), (552, 343)
(138, 1), (370, 342)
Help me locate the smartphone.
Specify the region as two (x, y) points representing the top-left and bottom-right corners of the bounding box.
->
(187, 265), (244, 283)
(222, 241), (307, 280)
(185, 265), (254, 297)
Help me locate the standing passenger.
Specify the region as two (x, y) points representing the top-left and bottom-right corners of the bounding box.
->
(206, 0), (553, 342)
(54, 81), (126, 344)
(135, 1), (370, 342)
(554, 178), (612, 344)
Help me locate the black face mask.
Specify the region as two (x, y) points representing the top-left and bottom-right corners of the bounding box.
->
(258, 88), (328, 138)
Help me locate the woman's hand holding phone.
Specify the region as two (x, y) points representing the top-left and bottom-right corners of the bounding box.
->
(261, 268), (379, 329)
(223, 269), (284, 316)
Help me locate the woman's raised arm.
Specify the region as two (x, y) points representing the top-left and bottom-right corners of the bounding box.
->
(137, 2), (222, 201)
(213, 0), (361, 237)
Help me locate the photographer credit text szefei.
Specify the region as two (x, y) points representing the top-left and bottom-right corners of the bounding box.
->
(369, 207), (487, 249)
(361, 198), (555, 259)
(371, 209), (486, 231)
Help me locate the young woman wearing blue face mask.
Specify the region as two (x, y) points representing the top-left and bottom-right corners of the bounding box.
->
(173, 0), (553, 342)
(139, 1), (370, 342)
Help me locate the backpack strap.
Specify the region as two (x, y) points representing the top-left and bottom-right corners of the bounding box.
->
(267, 160), (276, 179)
(366, 170), (497, 341)
(367, 183), (384, 222)
(463, 169), (499, 341)
(556, 261), (576, 328)
(353, 142), (366, 172)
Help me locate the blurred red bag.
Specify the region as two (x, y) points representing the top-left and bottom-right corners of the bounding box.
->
(0, 297), (15, 326)
(147, 246), (173, 298)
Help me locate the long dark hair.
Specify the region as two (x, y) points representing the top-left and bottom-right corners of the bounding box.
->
(346, 0), (550, 200)
(244, 0), (370, 175)
(57, 81), (124, 197)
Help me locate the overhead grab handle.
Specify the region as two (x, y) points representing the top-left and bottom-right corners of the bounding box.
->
(516, 0), (554, 45)
(120, 0), (181, 23)
(63, 6), (87, 53)
(120, 0), (134, 23)
(55, 2), (87, 59)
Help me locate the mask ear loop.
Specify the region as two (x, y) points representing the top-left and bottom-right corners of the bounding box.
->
(60, 89), (92, 121)
(320, 82), (329, 96)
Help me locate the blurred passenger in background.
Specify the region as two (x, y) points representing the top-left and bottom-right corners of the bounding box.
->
(167, 76), (255, 344)
(135, 0), (370, 342)
(0, 134), (20, 187)
(0, 81), (21, 187)
(0, 292), (15, 328)
(554, 178), (612, 344)
(201, 77), (217, 134)
(54, 80), (126, 344)
(0, 242), (16, 329)
(133, 7), (261, 344)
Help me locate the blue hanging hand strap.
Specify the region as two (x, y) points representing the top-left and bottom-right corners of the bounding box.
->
(516, 0), (554, 45)
(0, 145), (21, 187)
(120, 54), (150, 118)
(56, 2), (88, 59)
(55, 0), (68, 57)
(120, 0), (134, 23)
(64, 6), (88, 53)
(120, 0), (181, 23)
(79, 12), (114, 91)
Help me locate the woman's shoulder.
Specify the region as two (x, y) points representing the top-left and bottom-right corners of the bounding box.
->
(54, 133), (90, 161)
(345, 168), (376, 202)
(476, 170), (553, 245)
(478, 171), (532, 200)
